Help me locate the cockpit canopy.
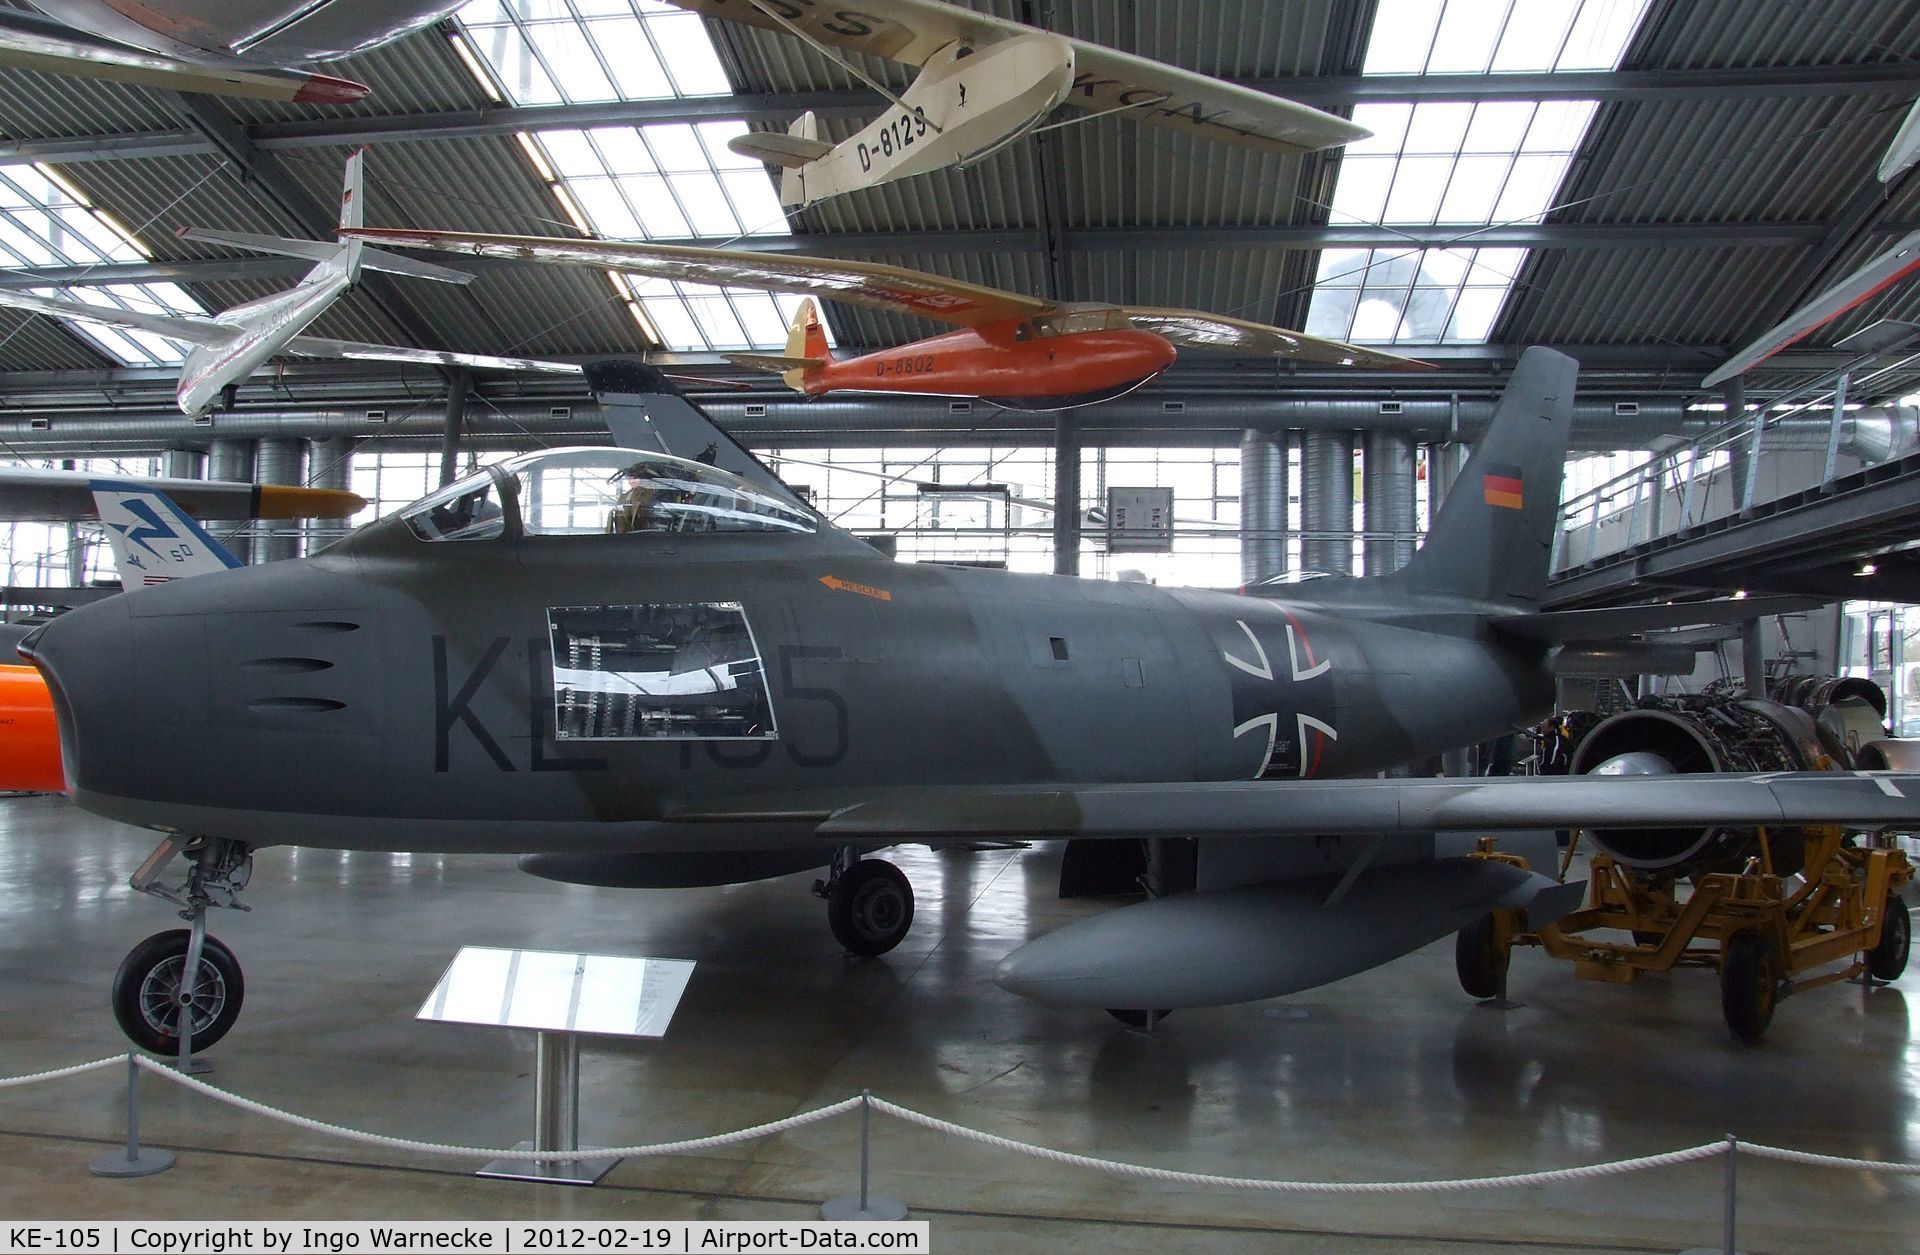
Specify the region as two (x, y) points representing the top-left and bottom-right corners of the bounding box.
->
(399, 448), (816, 542)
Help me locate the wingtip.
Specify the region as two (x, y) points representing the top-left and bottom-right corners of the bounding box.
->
(294, 74), (369, 105)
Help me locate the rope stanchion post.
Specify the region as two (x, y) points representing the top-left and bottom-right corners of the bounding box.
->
(1678, 1135), (1743, 1255)
(821, 1090), (906, 1221)
(1725, 1134), (1738, 1255)
(88, 1053), (175, 1178)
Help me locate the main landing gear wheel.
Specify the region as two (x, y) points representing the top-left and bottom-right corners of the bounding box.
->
(112, 929), (245, 1054)
(1869, 895), (1911, 981)
(827, 859), (915, 957)
(1720, 930), (1781, 1045)
(1455, 912), (1511, 1000)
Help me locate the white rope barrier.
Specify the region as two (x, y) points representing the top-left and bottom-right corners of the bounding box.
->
(2, 1051), (1918, 1191)
(132, 1054), (862, 1162)
(0, 1055), (124, 1089)
(869, 1096), (1724, 1193)
(1742, 1142), (1920, 1175)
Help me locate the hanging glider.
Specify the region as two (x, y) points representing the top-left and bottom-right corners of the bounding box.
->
(0, 153), (582, 417)
(1881, 100), (1920, 183)
(1701, 231), (1920, 389)
(0, 1), (474, 103)
(665, 0), (1367, 206)
(345, 227), (1429, 410)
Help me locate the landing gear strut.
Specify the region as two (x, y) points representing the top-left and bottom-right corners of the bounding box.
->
(112, 835), (253, 1058)
(816, 848), (914, 956)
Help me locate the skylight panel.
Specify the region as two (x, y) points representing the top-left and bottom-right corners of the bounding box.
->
(457, 0), (727, 104)
(1307, 0), (1648, 345)
(0, 166), (207, 366)
(455, 3), (803, 353)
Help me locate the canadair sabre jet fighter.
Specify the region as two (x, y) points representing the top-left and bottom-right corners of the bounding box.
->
(18, 349), (1920, 1054)
(346, 228), (1428, 409)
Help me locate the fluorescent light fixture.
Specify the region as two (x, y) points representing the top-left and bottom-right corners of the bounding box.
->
(514, 131), (556, 182)
(447, 29), (505, 103)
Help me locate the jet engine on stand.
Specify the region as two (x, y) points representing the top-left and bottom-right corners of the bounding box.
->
(1459, 683), (1913, 1042)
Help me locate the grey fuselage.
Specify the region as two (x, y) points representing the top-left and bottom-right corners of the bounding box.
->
(28, 509), (1554, 861)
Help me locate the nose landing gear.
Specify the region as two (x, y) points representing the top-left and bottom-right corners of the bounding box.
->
(815, 848), (915, 956)
(112, 835), (253, 1059)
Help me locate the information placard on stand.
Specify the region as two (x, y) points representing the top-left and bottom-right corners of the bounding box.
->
(418, 946), (695, 1186)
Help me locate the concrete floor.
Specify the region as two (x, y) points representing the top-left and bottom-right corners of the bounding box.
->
(1, 794), (1917, 1253)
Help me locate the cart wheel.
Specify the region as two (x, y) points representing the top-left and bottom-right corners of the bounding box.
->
(1869, 895), (1911, 981)
(1455, 912), (1509, 1000)
(1720, 930), (1781, 1044)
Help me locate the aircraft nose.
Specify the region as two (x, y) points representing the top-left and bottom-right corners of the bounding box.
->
(19, 594), (140, 799)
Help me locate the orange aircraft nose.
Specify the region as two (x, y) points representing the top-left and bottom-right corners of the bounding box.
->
(0, 664), (63, 794)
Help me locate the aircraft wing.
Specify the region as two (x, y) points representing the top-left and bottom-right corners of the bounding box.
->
(664, 0), (1362, 154)
(283, 337), (585, 375)
(675, 771), (1920, 840)
(344, 229), (1057, 327)
(0, 7), (365, 104)
(1491, 595), (1827, 641)
(1702, 230), (1920, 387)
(1120, 307), (1433, 369)
(0, 468), (364, 523)
(0, 289), (226, 347)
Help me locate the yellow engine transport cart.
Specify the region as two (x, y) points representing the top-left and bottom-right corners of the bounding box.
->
(1458, 827), (1912, 1042)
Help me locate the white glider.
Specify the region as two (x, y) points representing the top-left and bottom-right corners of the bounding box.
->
(0, 152), (582, 417)
(667, 0), (1366, 206)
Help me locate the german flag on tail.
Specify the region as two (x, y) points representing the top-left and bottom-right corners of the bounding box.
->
(1482, 462), (1524, 510)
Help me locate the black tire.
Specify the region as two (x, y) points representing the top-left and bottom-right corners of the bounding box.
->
(827, 859), (914, 957)
(1106, 1008), (1172, 1029)
(1720, 930), (1781, 1045)
(1455, 912), (1510, 1000)
(1869, 894), (1911, 981)
(111, 929), (244, 1054)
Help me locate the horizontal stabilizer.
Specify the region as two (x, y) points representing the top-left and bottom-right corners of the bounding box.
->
(1493, 595), (1825, 642)
(728, 129), (834, 168)
(182, 228), (475, 284)
(0, 8), (365, 103)
(724, 351), (827, 373)
(0, 469), (364, 523)
(284, 336), (583, 374)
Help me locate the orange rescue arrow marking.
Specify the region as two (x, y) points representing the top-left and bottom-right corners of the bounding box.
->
(819, 575), (892, 602)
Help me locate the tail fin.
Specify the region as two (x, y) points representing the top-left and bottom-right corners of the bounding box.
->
(1394, 346), (1576, 605)
(88, 484), (245, 585)
(779, 111), (822, 207)
(338, 149), (366, 281)
(785, 298), (830, 388)
(586, 360), (811, 512)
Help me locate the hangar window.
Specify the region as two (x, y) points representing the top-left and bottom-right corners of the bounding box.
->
(1305, 0), (1650, 345)
(548, 602), (778, 740)
(0, 165), (210, 367)
(453, 2), (823, 354)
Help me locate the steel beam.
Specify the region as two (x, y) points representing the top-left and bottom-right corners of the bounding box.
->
(10, 65), (1914, 167)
